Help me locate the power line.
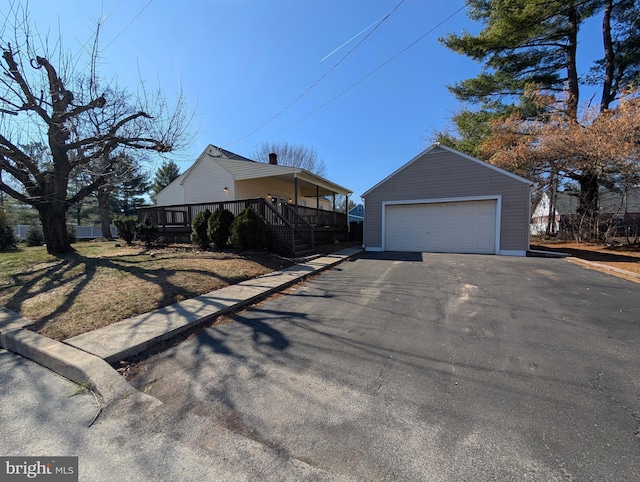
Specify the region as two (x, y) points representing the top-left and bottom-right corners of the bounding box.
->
(223, 0), (406, 148)
(103, 0), (154, 51)
(247, 1), (470, 148)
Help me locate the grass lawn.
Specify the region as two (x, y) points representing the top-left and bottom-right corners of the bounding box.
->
(0, 242), (293, 340)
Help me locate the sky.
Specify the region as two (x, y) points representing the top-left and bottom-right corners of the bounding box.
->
(2, 0), (606, 201)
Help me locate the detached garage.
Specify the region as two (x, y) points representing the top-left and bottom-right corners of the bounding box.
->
(362, 144), (532, 256)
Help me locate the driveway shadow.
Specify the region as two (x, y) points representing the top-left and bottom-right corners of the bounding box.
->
(359, 251), (424, 262)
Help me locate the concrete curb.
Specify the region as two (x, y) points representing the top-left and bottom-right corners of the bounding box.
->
(568, 257), (640, 281)
(1, 329), (159, 407)
(0, 247), (363, 405)
(0, 309), (160, 408)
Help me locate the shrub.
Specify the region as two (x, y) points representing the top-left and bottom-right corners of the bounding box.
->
(208, 209), (235, 249)
(191, 209), (212, 249)
(230, 207), (267, 250)
(25, 225), (44, 247)
(136, 215), (157, 247)
(113, 216), (138, 245)
(0, 211), (16, 251)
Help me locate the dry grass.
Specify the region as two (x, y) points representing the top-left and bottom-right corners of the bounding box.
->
(531, 239), (640, 281)
(0, 242), (293, 340)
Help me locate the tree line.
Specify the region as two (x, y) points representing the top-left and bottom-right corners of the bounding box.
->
(2, 148), (181, 238)
(434, 0), (640, 240)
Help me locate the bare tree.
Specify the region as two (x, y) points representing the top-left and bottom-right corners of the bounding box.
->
(0, 6), (191, 253)
(252, 141), (327, 177)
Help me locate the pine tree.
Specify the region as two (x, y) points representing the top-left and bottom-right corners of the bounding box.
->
(151, 160), (181, 197)
(438, 0), (640, 235)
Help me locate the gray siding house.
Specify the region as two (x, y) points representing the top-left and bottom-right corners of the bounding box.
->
(362, 144), (533, 256)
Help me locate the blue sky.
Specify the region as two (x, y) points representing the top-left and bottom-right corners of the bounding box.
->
(9, 1), (605, 200)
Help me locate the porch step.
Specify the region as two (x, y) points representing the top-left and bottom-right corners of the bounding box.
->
(292, 231), (312, 256)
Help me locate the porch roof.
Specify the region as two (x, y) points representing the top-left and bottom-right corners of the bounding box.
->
(216, 157), (352, 196)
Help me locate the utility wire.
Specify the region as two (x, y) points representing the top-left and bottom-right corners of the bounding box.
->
(223, 0), (406, 147)
(248, 1), (470, 147)
(103, 0), (154, 51)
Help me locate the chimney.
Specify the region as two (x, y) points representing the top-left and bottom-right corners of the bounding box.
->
(268, 153), (278, 165)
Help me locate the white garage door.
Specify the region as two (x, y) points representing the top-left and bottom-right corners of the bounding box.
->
(384, 200), (497, 254)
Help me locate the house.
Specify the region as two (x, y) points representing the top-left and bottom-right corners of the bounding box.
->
(362, 143), (533, 256)
(140, 145), (352, 256)
(154, 146), (340, 210)
(348, 204), (364, 223)
(530, 192), (558, 235)
(531, 188), (640, 236)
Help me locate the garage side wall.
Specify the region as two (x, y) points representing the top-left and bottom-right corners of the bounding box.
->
(363, 147), (531, 254)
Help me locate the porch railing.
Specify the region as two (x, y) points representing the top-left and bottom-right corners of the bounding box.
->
(138, 199), (347, 231)
(137, 198), (346, 255)
(282, 204), (314, 249)
(293, 205), (347, 227)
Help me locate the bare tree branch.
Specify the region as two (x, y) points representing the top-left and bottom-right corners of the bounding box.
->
(0, 6), (193, 253)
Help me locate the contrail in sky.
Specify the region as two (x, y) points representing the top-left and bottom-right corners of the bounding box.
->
(321, 13), (388, 61)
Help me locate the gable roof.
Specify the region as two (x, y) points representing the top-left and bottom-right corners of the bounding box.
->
(161, 144), (351, 196)
(362, 143), (533, 197)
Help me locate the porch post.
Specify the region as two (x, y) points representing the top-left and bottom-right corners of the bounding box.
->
(294, 175), (298, 206)
(346, 194), (350, 231)
(332, 192), (336, 226)
(316, 185), (320, 226)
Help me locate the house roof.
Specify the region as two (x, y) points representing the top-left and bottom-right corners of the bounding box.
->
(164, 144), (352, 196)
(555, 187), (640, 215)
(362, 143), (533, 197)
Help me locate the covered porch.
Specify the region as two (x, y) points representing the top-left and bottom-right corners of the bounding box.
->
(138, 197), (350, 257)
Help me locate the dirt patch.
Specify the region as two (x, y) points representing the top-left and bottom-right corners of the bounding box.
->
(531, 239), (640, 282)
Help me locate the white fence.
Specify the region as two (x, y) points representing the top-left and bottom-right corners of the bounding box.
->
(13, 225), (118, 240)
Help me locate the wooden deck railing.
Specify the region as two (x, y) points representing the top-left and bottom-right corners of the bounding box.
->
(282, 204), (314, 249)
(138, 199), (347, 230)
(137, 198), (347, 255)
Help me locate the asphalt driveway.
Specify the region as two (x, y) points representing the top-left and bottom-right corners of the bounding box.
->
(125, 252), (640, 481)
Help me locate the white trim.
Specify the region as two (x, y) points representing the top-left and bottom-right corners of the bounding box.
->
(381, 196), (502, 254)
(362, 143), (532, 197)
(499, 250), (527, 257)
(365, 246), (384, 252)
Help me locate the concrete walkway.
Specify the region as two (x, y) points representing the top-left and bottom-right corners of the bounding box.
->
(0, 247), (362, 407)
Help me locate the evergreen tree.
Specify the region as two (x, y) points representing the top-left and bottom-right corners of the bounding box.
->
(151, 160), (181, 197)
(0, 210), (16, 251)
(438, 0), (640, 234)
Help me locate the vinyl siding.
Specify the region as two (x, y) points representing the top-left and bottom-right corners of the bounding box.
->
(183, 159), (235, 204)
(155, 182), (185, 206)
(363, 147), (530, 252)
